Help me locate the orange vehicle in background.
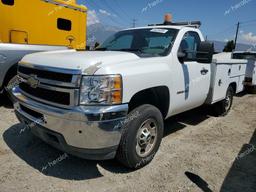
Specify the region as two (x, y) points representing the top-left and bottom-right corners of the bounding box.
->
(0, 0), (87, 48)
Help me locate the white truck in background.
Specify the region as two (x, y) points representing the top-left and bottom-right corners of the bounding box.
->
(0, 44), (67, 95)
(11, 22), (248, 169)
(232, 51), (256, 93)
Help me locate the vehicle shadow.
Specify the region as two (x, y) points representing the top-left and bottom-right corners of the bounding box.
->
(220, 129), (256, 192)
(2, 106), (215, 180)
(3, 123), (132, 180)
(235, 90), (247, 98)
(164, 105), (212, 137)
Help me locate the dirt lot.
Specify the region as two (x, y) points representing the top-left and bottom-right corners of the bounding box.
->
(0, 93), (255, 192)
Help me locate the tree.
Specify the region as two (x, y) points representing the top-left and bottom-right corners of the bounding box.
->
(223, 40), (235, 52)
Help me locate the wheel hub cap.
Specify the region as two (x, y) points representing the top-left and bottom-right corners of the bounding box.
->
(225, 94), (231, 110)
(136, 118), (158, 157)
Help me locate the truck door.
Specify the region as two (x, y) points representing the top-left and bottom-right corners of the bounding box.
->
(10, 30), (28, 44)
(172, 31), (211, 113)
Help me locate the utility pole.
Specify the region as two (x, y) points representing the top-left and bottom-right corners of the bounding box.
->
(234, 22), (240, 51)
(132, 19), (137, 28)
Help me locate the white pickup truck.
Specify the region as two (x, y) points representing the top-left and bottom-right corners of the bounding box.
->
(11, 22), (247, 169)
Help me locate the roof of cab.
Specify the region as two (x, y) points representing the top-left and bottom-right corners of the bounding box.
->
(122, 25), (197, 32)
(52, 0), (87, 11)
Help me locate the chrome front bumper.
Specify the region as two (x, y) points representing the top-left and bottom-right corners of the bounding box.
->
(11, 86), (128, 160)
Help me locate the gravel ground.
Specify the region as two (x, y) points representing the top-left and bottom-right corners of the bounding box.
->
(0, 93), (255, 192)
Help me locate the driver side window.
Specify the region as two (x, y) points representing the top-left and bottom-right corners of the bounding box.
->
(179, 32), (201, 61)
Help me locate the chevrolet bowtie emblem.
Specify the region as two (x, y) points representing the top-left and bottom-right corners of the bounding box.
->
(27, 75), (40, 88)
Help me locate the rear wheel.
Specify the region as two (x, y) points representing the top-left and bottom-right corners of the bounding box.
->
(116, 104), (164, 169)
(213, 86), (234, 116)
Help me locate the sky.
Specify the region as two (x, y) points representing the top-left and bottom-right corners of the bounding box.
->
(78, 0), (256, 45)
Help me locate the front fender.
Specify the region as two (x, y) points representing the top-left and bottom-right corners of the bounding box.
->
(95, 57), (172, 104)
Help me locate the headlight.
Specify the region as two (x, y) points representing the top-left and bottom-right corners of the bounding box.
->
(80, 75), (122, 105)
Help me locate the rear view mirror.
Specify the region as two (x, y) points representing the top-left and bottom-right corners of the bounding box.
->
(196, 41), (214, 63)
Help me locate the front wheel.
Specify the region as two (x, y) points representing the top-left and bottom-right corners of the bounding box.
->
(116, 104), (164, 169)
(213, 86), (234, 116)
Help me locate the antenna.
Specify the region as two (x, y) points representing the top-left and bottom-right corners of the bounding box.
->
(234, 22), (240, 51)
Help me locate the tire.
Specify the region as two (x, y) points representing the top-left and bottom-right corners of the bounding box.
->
(116, 104), (164, 169)
(213, 86), (234, 117)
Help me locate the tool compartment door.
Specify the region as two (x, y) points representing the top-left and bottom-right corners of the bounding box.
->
(10, 30), (28, 44)
(210, 63), (231, 103)
(229, 62), (247, 93)
(230, 63), (247, 77)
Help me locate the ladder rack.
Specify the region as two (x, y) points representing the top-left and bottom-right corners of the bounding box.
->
(148, 21), (201, 28)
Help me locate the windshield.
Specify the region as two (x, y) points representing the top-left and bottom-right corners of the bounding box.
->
(97, 28), (178, 57)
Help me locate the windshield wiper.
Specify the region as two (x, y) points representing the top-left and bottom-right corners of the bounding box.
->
(111, 48), (143, 53)
(95, 47), (107, 51)
(95, 48), (143, 53)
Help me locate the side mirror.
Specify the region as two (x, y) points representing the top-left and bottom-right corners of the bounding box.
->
(196, 41), (214, 63)
(178, 50), (187, 63)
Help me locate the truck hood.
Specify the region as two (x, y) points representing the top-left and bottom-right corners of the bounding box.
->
(21, 50), (140, 74)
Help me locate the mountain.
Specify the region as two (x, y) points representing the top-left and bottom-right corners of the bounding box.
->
(87, 24), (256, 52)
(211, 40), (256, 52)
(87, 23), (121, 46)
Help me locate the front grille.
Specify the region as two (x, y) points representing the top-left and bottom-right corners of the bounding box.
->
(20, 83), (70, 106)
(17, 64), (82, 107)
(18, 66), (73, 83)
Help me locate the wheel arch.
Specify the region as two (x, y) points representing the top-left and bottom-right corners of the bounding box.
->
(229, 82), (237, 93)
(128, 86), (170, 119)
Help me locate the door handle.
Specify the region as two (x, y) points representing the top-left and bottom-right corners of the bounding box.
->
(201, 68), (209, 75)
